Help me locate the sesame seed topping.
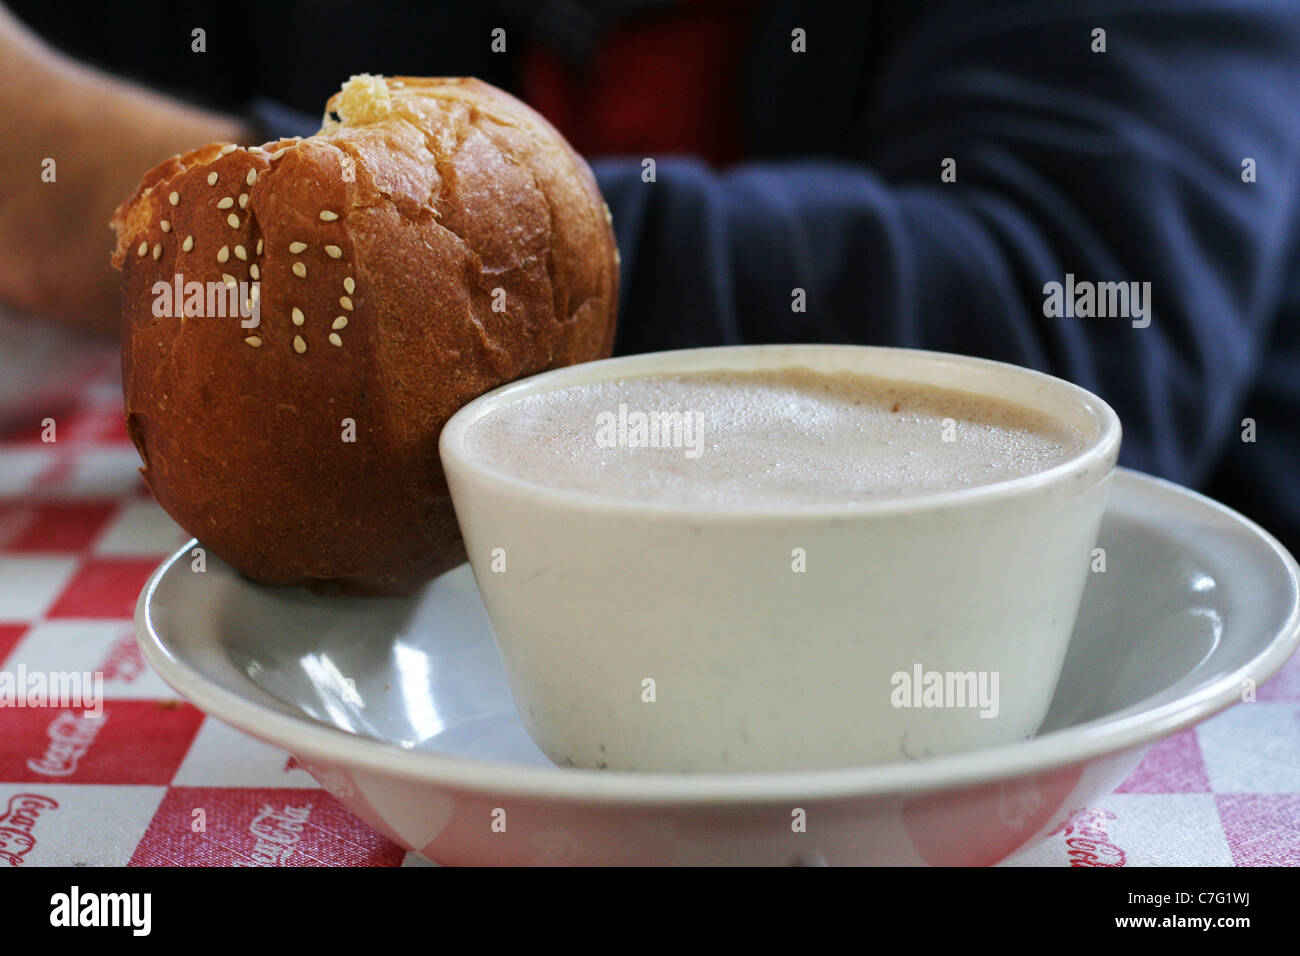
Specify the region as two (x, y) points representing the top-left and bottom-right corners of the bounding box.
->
(292, 307), (305, 326)
(289, 241), (307, 254)
(152, 243), (162, 260)
(217, 197), (234, 209)
(222, 273), (237, 287)
(207, 172), (218, 186)
(604, 203), (612, 224)
(250, 284), (260, 299)
(136, 241), (148, 257)
(160, 220), (171, 233)
(319, 210), (339, 221)
(246, 169), (257, 186)
(255, 239), (263, 255)
(182, 235), (194, 252)
(249, 146), (263, 154)
(244, 336), (262, 347)
(292, 262), (307, 278)
(168, 191), (179, 206)
(250, 264), (260, 280)
(343, 277), (355, 294)
(220, 144), (237, 156)
(217, 246), (229, 263)
(615, 247), (621, 266)
(329, 333), (343, 347)
(238, 193), (249, 209)
(293, 335), (307, 354)
(339, 296), (353, 310)
(269, 148), (287, 160)
(325, 245), (342, 259)
(245, 298), (254, 312)
(227, 214), (240, 228)
(332, 316), (347, 330)
(234, 245), (247, 261)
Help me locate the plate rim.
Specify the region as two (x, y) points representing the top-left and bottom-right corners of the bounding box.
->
(135, 468), (1300, 806)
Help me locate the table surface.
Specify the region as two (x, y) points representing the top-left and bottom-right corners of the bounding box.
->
(1, 350), (1297, 867)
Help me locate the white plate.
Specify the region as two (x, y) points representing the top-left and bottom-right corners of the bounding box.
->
(135, 469), (1300, 865)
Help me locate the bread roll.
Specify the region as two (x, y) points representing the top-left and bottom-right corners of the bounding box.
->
(110, 75), (619, 595)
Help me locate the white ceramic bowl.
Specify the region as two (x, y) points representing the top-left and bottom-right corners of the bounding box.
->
(439, 345), (1121, 771)
(133, 469), (1300, 865)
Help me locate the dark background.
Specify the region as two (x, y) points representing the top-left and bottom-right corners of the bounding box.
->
(8, 0), (1300, 556)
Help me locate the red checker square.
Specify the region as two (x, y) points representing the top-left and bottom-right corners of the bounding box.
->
(0, 623), (27, 664)
(130, 787), (406, 867)
(66, 404), (131, 446)
(1216, 794), (1300, 866)
(1115, 729), (1211, 793)
(46, 407), (101, 444)
(105, 419), (132, 446)
(0, 700), (204, 784)
(45, 558), (160, 620)
(1, 503), (117, 553)
(0, 504), (38, 548)
(0, 419), (57, 446)
(1257, 648), (1300, 702)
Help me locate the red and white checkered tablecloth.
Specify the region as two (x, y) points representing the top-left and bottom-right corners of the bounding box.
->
(1, 349), (1297, 867)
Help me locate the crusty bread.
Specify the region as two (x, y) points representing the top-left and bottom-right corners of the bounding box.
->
(110, 75), (619, 595)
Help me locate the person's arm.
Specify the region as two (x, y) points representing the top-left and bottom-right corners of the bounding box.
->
(0, 3), (253, 335)
(595, 0), (1300, 486)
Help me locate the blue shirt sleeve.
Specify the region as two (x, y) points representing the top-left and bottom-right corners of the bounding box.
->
(594, 0), (1300, 488)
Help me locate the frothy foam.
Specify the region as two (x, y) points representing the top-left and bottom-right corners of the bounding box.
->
(464, 367), (1090, 507)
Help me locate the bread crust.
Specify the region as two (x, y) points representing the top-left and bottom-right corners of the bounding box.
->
(111, 76), (619, 594)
